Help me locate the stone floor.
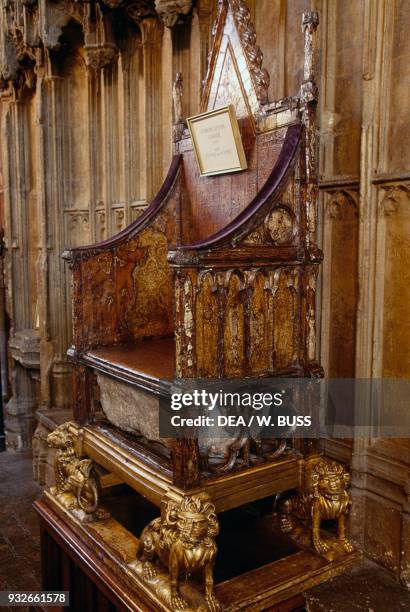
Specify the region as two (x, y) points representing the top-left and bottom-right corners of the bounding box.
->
(1, 451), (410, 612)
(0, 450), (42, 612)
(305, 560), (410, 611)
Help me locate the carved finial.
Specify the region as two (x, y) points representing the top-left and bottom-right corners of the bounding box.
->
(302, 11), (320, 29)
(301, 11), (319, 91)
(173, 71), (183, 125)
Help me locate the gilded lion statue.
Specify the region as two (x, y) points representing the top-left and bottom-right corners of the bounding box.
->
(279, 456), (354, 557)
(47, 422), (100, 514)
(136, 492), (221, 611)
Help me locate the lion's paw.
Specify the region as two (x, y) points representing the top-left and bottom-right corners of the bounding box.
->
(280, 516), (293, 533)
(142, 561), (157, 581)
(58, 492), (77, 510)
(206, 594), (222, 611)
(340, 538), (355, 554)
(314, 538), (329, 555)
(171, 594), (188, 611)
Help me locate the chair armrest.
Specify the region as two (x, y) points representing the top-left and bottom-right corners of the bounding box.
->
(62, 155), (182, 352)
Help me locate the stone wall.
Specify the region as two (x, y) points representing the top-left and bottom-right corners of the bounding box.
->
(0, 0), (409, 585)
(316, 0), (410, 587)
(0, 0), (209, 452)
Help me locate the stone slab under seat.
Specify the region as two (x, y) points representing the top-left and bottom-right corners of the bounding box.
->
(85, 337), (174, 443)
(86, 337), (242, 458)
(97, 373), (161, 441)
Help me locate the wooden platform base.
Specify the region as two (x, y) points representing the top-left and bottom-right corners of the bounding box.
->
(34, 487), (359, 612)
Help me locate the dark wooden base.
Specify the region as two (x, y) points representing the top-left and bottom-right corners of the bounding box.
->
(34, 491), (359, 612)
(34, 498), (151, 612)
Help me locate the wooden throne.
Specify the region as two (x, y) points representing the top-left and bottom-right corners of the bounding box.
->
(35, 2), (359, 610)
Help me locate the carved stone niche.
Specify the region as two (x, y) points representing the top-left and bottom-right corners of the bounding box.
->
(83, 2), (119, 72)
(4, 329), (40, 451)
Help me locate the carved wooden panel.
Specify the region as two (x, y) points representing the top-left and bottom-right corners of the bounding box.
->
(195, 271), (219, 377)
(178, 126), (292, 243)
(273, 269), (298, 371)
(120, 229), (174, 339)
(176, 265), (305, 379)
(175, 0), (301, 245)
(224, 271), (245, 377)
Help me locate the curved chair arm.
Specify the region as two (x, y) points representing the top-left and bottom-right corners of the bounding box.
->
(63, 155), (182, 354)
(62, 154), (182, 265)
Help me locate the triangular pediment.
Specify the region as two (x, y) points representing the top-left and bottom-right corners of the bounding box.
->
(201, 0), (270, 120)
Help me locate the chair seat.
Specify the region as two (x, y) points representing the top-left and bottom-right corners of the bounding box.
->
(84, 337), (175, 395)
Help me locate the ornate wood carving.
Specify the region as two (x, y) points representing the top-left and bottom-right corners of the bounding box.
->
(62, 4), (324, 487)
(301, 11), (319, 258)
(134, 491), (220, 610)
(278, 456), (355, 561)
(64, 155), (181, 353)
(47, 421), (108, 521)
(229, 0), (270, 105)
(1, 0), (408, 588)
(175, 264), (307, 380)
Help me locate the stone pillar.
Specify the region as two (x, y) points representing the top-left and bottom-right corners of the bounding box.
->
(37, 53), (71, 413)
(118, 31), (144, 223)
(1, 81), (41, 450)
(139, 17), (164, 200)
(5, 330), (40, 450)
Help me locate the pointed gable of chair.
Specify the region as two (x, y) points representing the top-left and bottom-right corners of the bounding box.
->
(201, 0), (270, 124)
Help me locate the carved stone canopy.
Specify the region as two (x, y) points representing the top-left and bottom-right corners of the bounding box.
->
(84, 43), (118, 71)
(0, 0), (195, 93)
(155, 0), (193, 28)
(123, 0), (157, 22)
(100, 0), (194, 26)
(100, 0), (123, 7)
